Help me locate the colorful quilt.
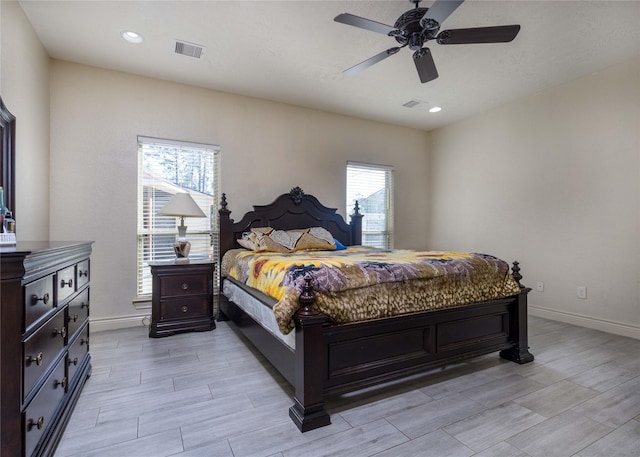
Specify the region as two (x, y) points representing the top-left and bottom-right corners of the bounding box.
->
(221, 246), (522, 335)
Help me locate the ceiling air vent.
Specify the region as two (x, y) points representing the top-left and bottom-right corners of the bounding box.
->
(402, 99), (426, 109)
(174, 40), (206, 59)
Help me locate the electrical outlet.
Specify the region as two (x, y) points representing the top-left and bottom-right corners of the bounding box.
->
(536, 281), (544, 292)
(577, 286), (587, 299)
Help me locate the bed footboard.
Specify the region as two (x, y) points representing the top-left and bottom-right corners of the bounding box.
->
(289, 264), (533, 432)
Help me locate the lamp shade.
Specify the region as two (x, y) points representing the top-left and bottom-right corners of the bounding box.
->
(158, 193), (206, 218)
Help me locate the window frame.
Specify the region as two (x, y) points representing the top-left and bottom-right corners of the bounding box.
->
(136, 136), (220, 299)
(346, 161), (394, 249)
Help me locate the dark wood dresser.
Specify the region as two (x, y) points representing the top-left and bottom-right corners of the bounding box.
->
(1, 241), (93, 457)
(149, 259), (216, 338)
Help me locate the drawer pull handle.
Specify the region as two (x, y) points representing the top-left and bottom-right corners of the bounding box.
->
(81, 301), (90, 309)
(26, 352), (44, 366)
(60, 278), (73, 288)
(181, 306), (189, 313)
(181, 283), (189, 290)
(80, 338), (89, 346)
(53, 327), (67, 338)
(32, 293), (50, 305)
(79, 270), (89, 277)
(54, 377), (68, 389)
(69, 357), (79, 366)
(27, 417), (45, 431)
(70, 314), (79, 323)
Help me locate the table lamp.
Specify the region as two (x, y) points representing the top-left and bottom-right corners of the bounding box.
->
(158, 193), (206, 259)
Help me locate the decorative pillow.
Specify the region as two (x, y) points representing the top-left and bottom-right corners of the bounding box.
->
(292, 227), (336, 251)
(240, 226), (337, 252)
(333, 238), (347, 250)
(237, 237), (257, 251)
(309, 227), (334, 244)
(269, 229), (303, 250)
(248, 229), (292, 253)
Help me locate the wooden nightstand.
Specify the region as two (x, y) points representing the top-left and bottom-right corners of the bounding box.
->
(149, 259), (216, 338)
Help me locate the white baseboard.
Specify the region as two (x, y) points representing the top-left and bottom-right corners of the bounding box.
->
(90, 306), (640, 340)
(90, 314), (151, 333)
(529, 305), (640, 340)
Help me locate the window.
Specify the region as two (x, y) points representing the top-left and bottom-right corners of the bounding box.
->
(346, 161), (393, 248)
(137, 136), (220, 298)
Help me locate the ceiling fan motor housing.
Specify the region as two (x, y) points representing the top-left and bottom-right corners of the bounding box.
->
(393, 7), (438, 49)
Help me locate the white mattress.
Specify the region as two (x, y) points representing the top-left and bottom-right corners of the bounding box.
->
(222, 279), (296, 350)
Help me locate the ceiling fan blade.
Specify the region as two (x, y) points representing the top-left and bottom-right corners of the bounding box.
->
(421, 0), (465, 27)
(437, 25), (521, 44)
(413, 48), (439, 83)
(334, 13), (397, 35)
(343, 47), (401, 76)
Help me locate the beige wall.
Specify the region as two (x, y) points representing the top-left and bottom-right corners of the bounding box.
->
(49, 60), (430, 329)
(428, 57), (640, 338)
(8, 0), (639, 339)
(0, 1), (50, 240)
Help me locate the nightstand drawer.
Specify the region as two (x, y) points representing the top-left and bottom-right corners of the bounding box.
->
(160, 274), (209, 297)
(160, 296), (209, 321)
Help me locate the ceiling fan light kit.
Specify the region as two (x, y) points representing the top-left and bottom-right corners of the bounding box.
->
(334, 0), (521, 83)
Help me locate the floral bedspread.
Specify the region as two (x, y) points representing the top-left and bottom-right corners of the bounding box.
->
(221, 246), (521, 335)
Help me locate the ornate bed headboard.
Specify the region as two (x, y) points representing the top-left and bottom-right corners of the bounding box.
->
(218, 187), (363, 259)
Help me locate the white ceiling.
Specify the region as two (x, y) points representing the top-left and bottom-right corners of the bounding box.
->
(18, 0), (640, 131)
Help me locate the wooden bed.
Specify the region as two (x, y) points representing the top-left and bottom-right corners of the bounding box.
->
(218, 186), (534, 432)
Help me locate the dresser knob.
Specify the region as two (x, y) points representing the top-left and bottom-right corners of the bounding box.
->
(80, 338), (89, 346)
(53, 327), (67, 338)
(27, 417), (45, 431)
(181, 283), (189, 290)
(70, 314), (79, 323)
(32, 293), (50, 305)
(60, 278), (73, 288)
(79, 270), (88, 277)
(81, 301), (90, 309)
(181, 306), (189, 313)
(69, 357), (79, 366)
(54, 377), (68, 389)
(26, 352), (44, 366)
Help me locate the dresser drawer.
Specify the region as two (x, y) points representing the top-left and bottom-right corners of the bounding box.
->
(23, 357), (67, 457)
(67, 288), (90, 339)
(160, 296), (210, 321)
(57, 265), (76, 303)
(76, 259), (90, 288)
(68, 323), (90, 385)
(160, 274), (209, 297)
(25, 274), (56, 331)
(23, 311), (67, 401)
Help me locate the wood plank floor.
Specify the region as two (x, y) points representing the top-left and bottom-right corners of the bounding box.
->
(54, 316), (640, 457)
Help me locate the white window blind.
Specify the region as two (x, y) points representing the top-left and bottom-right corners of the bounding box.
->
(346, 161), (394, 249)
(137, 136), (220, 298)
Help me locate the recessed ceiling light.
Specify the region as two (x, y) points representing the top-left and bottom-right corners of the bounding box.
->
(121, 30), (143, 44)
(429, 106), (442, 113)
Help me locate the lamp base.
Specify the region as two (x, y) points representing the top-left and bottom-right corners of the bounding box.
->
(174, 225), (191, 258)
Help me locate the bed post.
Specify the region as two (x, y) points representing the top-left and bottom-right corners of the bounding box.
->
(289, 278), (330, 432)
(350, 201), (363, 245)
(217, 193), (235, 321)
(499, 261), (535, 364)
(218, 193), (235, 257)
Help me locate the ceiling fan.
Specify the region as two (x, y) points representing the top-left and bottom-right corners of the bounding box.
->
(334, 0), (521, 83)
